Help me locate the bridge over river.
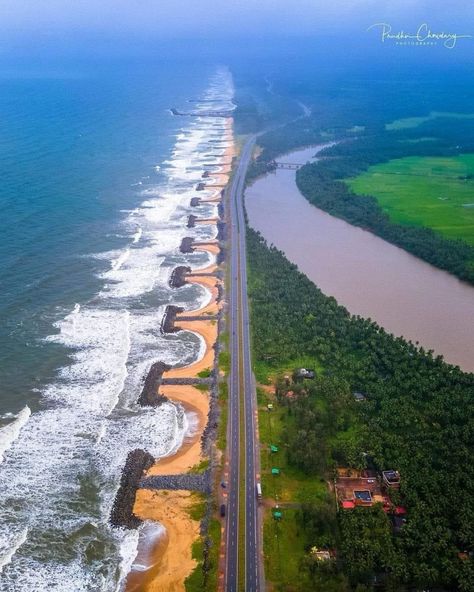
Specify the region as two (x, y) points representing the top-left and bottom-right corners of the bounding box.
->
(270, 160), (304, 170)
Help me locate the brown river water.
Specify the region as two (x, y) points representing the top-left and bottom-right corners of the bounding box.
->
(245, 145), (474, 372)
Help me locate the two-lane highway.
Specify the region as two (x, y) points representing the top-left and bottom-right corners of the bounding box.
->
(224, 135), (263, 592)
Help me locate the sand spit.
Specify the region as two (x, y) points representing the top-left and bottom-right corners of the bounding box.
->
(194, 242), (220, 256)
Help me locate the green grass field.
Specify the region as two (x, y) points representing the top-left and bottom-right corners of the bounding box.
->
(347, 154), (474, 245)
(257, 384), (335, 591)
(258, 395), (328, 504)
(263, 508), (310, 589)
(385, 111), (474, 130)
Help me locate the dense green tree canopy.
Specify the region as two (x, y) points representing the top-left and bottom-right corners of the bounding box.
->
(247, 228), (474, 590)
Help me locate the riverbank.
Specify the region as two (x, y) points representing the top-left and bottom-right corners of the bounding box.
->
(124, 118), (234, 591)
(245, 144), (474, 372)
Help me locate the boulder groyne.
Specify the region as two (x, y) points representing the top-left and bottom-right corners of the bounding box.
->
(161, 376), (213, 386)
(110, 449), (155, 528)
(179, 237), (195, 253)
(161, 305), (184, 334)
(169, 266), (191, 288)
(140, 471), (211, 494)
(138, 361), (171, 407)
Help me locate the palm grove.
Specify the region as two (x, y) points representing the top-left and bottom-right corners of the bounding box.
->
(247, 228), (474, 591)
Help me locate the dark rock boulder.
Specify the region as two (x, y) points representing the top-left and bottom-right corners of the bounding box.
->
(161, 305), (184, 334)
(140, 471), (211, 494)
(138, 361), (171, 407)
(216, 221), (226, 241)
(110, 449), (155, 529)
(169, 266), (191, 288)
(217, 202), (224, 219)
(180, 237), (195, 253)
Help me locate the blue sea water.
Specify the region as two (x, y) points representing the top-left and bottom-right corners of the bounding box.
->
(0, 62), (203, 413)
(0, 59), (234, 589)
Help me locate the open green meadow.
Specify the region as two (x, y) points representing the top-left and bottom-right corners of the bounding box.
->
(263, 507), (310, 588)
(258, 388), (328, 504)
(385, 111), (474, 130)
(347, 154), (474, 245)
(257, 384), (338, 591)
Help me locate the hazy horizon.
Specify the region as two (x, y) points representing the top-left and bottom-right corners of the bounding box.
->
(1, 0), (472, 62)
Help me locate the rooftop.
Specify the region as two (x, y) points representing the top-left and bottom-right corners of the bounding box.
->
(354, 490), (372, 504)
(382, 470), (401, 487)
(336, 468), (384, 509)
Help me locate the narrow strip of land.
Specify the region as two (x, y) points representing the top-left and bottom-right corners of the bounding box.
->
(224, 135), (264, 591)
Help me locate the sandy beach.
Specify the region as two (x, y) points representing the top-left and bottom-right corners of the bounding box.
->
(194, 242), (220, 257)
(125, 117), (234, 592)
(166, 319), (218, 378)
(207, 172), (230, 186)
(129, 489), (200, 592)
(195, 217), (219, 224)
(184, 273), (221, 317)
(147, 385), (210, 476)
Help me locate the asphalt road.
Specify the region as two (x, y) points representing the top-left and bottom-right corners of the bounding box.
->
(224, 134), (263, 592)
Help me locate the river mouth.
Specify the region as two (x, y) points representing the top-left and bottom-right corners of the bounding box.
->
(245, 144), (474, 373)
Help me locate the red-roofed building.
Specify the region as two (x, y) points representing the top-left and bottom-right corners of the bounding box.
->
(394, 506), (407, 515)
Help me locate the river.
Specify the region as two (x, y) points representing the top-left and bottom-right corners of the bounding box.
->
(245, 145), (474, 372)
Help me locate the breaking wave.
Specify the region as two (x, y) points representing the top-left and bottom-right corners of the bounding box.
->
(0, 406), (31, 463)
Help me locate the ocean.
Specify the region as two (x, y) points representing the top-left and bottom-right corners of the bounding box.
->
(0, 60), (234, 590)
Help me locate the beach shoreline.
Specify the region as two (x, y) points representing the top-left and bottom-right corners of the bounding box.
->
(124, 118), (234, 592)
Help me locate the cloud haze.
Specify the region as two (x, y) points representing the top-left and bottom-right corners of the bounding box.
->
(1, 0), (472, 39)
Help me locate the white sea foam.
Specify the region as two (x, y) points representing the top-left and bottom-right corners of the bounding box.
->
(184, 410), (201, 439)
(100, 249), (167, 299)
(132, 226), (142, 244)
(121, 521), (166, 592)
(111, 248), (131, 271)
(0, 528), (28, 574)
(0, 406), (31, 463)
(114, 528), (140, 592)
(45, 307), (130, 414)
